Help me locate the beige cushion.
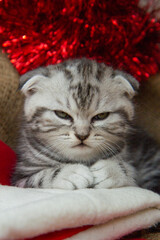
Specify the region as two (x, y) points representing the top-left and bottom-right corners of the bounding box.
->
(135, 73), (160, 145)
(0, 51), (23, 148)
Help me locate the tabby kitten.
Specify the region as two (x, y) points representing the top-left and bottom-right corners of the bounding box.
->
(12, 58), (160, 193)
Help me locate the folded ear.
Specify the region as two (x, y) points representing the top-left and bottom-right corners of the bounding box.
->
(113, 70), (139, 98)
(19, 67), (49, 97)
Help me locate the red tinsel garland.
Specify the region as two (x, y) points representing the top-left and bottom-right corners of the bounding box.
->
(0, 0), (160, 81)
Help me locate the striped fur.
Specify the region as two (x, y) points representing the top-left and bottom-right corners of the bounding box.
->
(12, 58), (159, 193)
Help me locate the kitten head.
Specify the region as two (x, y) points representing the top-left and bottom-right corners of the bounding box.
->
(20, 58), (139, 163)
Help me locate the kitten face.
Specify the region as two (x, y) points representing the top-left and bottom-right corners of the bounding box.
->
(21, 58), (139, 163)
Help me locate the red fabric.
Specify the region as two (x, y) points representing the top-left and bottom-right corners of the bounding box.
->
(0, 140), (147, 240)
(30, 226), (90, 240)
(0, 140), (16, 185)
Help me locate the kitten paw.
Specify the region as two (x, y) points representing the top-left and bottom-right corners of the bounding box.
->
(52, 164), (94, 190)
(90, 159), (136, 189)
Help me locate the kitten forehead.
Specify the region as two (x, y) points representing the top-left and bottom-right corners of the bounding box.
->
(69, 82), (99, 110)
(47, 58), (113, 84)
(40, 60), (111, 111)
(20, 58), (139, 119)
(48, 59), (114, 110)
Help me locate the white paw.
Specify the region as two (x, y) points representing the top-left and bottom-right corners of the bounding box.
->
(52, 164), (94, 190)
(90, 159), (136, 189)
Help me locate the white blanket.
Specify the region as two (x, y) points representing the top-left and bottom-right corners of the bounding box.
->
(0, 185), (160, 240)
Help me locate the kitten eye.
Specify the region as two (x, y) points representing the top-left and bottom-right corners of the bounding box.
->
(54, 110), (73, 121)
(92, 112), (110, 122)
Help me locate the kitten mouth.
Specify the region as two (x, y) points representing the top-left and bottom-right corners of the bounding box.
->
(73, 143), (90, 148)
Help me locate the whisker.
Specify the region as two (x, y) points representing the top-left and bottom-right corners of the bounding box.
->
(104, 138), (123, 151)
(101, 143), (117, 157)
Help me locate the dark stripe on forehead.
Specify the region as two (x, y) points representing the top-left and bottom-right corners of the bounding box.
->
(77, 60), (93, 80)
(96, 63), (106, 82)
(63, 69), (73, 81)
(66, 98), (71, 109)
(70, 83), (99, 109)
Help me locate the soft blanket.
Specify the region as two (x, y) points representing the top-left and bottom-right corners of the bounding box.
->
(0, 185), (160, 240)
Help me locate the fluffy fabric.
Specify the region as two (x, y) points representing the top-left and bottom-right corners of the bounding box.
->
(0, 140), (160, 240)
(0, 185), (160, 240)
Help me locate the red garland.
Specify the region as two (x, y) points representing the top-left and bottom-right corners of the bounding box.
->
(0, 0), (160, 81)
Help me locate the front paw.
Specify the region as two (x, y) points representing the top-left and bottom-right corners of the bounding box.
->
(90, 159), (136, 189)
(52, 164), (94, 190)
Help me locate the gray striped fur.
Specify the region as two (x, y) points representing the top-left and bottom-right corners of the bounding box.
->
(12, 58), (159, 193)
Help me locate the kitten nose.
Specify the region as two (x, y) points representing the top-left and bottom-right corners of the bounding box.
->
(75, 133), (89, 141)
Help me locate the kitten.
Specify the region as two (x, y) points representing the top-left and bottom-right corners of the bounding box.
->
(12, 58), (160, 193)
